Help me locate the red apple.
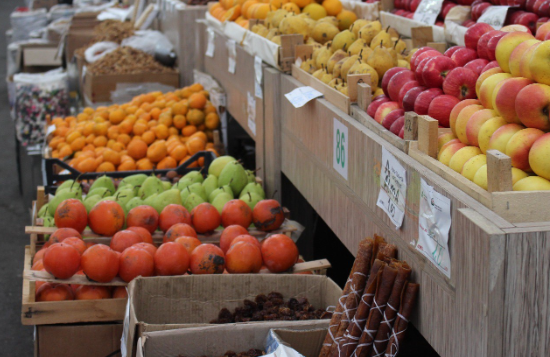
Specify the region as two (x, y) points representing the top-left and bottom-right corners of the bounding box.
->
(373, 94), (389, 101)
(486, 31), (508, 61)
(462, 19), (476, 27)
(464, 58), (490, 76)
(515, 83), (550, 130)
(515, 12), (539, 34)
(539, 16), (550, 21)
(414, 88), (444, 115)
(410, 47), (436, 72)
(534, 0), (550, 17)
(381, 68), (407, 97)
(390, 116), (405, 135)
(421, 56), (457, 88)
(415, 57), (432, 86)
(472, 2), (492, 21)
(413, 50), (443, 73)
(442, 2), (457, 18)
(367, 97), (391, 118)
(405, 12), (415, 19)
(526, 0), (537, 11)
(508, 10), (526, 23)
(481, 60), (500, 72)
(398, 81), (420, 106)
(399, 126), (405, 138)
(464, 23), (494, 50)
(428, 95), (461, 127)
(443, 67), (478, 99)
(410, 0), (422, 12)
(435, 21), (445, 27)
(387, 70), (416, 102)
(444, 46), (465, 58)
(382, 109), (405, 130)
(402, 86), (426, 111)
(374, 101), (400, 124)
(477, 30), (504, 59)
(450, 47), (478, 67)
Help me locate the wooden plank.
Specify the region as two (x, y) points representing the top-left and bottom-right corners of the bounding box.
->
(291, 64), (350, 114)
(36, 186), (46, 211)
(491, 191), (550, 223)
(404, 111), (418, 141)
(356, 83), (372, 112)
(487, 150), (513, 193)
(347, 73), (371, 103)
(279, 34), (303, 72)
(411, 26), (434, 48)
(427, 42), (446, 53)
(417, 115), (439, 158)
(263, 67), (282, 202)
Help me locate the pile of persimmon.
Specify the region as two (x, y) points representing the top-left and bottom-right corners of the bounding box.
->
(48, 83), (220, 172)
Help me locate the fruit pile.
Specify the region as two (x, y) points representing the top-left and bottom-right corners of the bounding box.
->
(390, 0), (458, 26)
(464, 0), (550, 32)
(209, 0), (354, 29)
(436, 28), (550, 191)
(296, 20), (412, 96)
(211, 292), (329, 323)
(47, 84), (220, 172)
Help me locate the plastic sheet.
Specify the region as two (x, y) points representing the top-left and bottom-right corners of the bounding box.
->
(121, 30), (174, 56)
(84, 41), (119, 63)
(10, 8), (48, 43)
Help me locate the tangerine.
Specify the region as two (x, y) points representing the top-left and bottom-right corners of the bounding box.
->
(63, 237), (87, 255)
(75, 285), (112, 300)
(36, 283), (74, 302)
(113, 286), (128, 299)
(219, 225), (249, 253)
(133, 242), (157, 257)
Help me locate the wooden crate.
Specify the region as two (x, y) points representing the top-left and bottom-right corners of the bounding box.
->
(408, 115), (550, 223)
(279, 72), (550, 357)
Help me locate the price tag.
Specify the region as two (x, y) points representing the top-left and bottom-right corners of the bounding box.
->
(333, 118), (348, 180)
(46, 124), (56, 136)
(413, 0), (444, 25)
(227, 39), (236, 74)
(376, 147), (407, 228)
(254, 56), (263, 99)
(247, 92), (256, 136)
(477, 6), (509, 30)
(415, 178), (452, 278)
(284, 86), (323, 108)
(206, 28), (215, 57)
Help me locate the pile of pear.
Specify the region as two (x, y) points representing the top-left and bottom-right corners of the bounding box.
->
(251, 11), (414, 96)
(37, 156), (266, 228)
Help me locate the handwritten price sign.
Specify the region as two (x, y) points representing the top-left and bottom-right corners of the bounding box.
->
(477, 6), (509, 30)
(377, 147), (407, 228)
(413, 0), (444, 25)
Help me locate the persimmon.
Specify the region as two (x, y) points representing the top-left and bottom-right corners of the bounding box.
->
(110, 230), (143, 253)
(81, 244), (120, 283)
(75, 285), (112, 300)
(225, 241), (262, 274)
(33, 248), (46, 265)
(221, 199), (252, 228)
(113, 286), (128, 299)
(154, 242), (190, 276)
(230, 235), (261, 250)
(36, 283), (74, 302)
(190, 244), (225, 275)
(127, 205), (159, 233)
(46, 228), (82, 248)
(252, 199), (285, 231)
(119, 246), (155, 282)
(175, 236), (202, 255)
(54, 198), (88, 233)
(43, 243), (81, 279)
(89, 200), (125, 236)
(164, 223), (197, 242)
(127, 226), (153, 244)
(191, 203), (221, 234)
(219, 225), (249, 253)
(63, 237), (87, 255)
(159, 204), (192, 232)
(260, 234), (299, 273)
(32, 260), (44, 271)
(133, 242), (157, 257)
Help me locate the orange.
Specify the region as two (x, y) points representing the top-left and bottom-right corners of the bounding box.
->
(83, 107), (95, 116)
(157, 156), (178, 170)
(111, 142), (125, 152)
(133, 121), (147, 136)
(182, 125), (197, 137)
(189, 83), (204, 92)
(148, 120), (158, 129)
(147, 141), (168, 163)
(93, 122), (109, 136)
(58, 145), (73, 158)
(127, 139), (148, 160)
(66, 131), (81, 144)
(96, 162), (115, 172)
(142, 131), (156, 144)
(103, 149), (122, 165)
(93, 136), (107, 147)
(49, 136), (64, 149)
(85, 134), (96, 144)
(150, 107), (161, 120)
(119, 119), (133, 134)
(77, 113), (89, 122)
(170, 145), (188, 162)
(204, 103), (217, 114)
(172, 101), (188, 116)
(322, 0), (342, 16)
(154, 124), (169, 140)
(251, 3), (270, 18)
(83, 122), (95, 136)
(158, 113), (173, 127)
(173, 115), (187, 129)
(107, 126), (119, 140)
(109, 109), (126, 124)
(191, 131), (208, 142)
(70, 137), (86, 151)
(126, 106), (138, 115)
(136, 158), (153, 170)
(117, 134), (131, 146)
(78, 157), (99, 172)
(188, 93), (207, 109)
(118, 160), (137, 171)
(120, 155), (134, 163)
(186, 137), (206, 155)
(187, 109), (205, 126)
(168, 127), (179, 136)
(205, 112), (220, 129)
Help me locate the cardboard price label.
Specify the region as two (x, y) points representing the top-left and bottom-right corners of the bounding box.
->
(227, 39), (237, 74)
(333, 118), (348, 180)
(477, 6), (509, 30)
(284, 86), (323, 108)
(376, 147), (407, 228)
(413, 0), (444, 25)
(254, 56), (263, 98)
(205, 28), (215, 57)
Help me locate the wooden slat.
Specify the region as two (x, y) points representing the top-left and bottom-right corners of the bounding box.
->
(263, 67), (283, 202)
(356, 83), (372, 112)
(486, 150), (513, 193)
(417, 115), (439, 158)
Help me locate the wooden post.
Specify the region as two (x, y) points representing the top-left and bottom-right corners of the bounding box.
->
(279, 34), (304, 72)
(427, 42), (446, 54)
(417, 115), (438, 159)
(347, 73), (371, 104)
(486, 150), (513, 192)
(403, 112), (418, 141)
(356, 83), (372, 112)
(412, 26), (434, 48)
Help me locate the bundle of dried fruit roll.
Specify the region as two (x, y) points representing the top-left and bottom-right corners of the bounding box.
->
(384, 283), (420, 357)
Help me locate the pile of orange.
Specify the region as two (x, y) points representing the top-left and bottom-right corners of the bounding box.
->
(48, 83), (221, 172)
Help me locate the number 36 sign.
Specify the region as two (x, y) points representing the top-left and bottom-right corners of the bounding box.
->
(333, 118), (348, 180)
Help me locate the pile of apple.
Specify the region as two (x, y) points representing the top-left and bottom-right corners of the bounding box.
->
(390, 0), (461, 26)
(437, 28), (550, 191)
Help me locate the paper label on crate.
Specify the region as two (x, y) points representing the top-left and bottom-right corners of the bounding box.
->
(206, 28), (215, 57)
(477, 6), (509, 30)
(248, 92), (256, 136)
(255, 56), (263, 98)
(413, 0), (444, 25)
(227, 39), (237, 74)
(284, 86), (323, 108)
(377, 147), (406, 228)
(333, 118), (348, 180)
(416, 178), (452, 278)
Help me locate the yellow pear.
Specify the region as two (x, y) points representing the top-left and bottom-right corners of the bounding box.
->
(367, 45), (397, 79)
(397, 59), (410, 69)
(269, 9), (288, 28)
(313, 68), (325, 80)
(321, 71), (334, 84)
(311, 22), (340, 44)
(333, 57), (348, 78)
(318, 16), (339, 27)
(300, 58), (317, 74)
(350, 19), (370, 38)
(271, 36), (281, 45)
(328, 77), (344, 87)
(347, 39), (370, 56)
(315, 46), (333, 69)
(347, 59), (379, 90)
(370, 30), (392, 49)
(337, 82), (348, 95)
(327, 50), (348, 73)
(358, 21), (382, 44)
(266, 28), (280, 40)
(392, 37), (407, 54)
(332, 30), (356, 52)
(340, 55), (358, 81)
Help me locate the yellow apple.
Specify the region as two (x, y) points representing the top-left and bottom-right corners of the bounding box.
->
(513, 176), (550, 191)
(495, 32), (535, 73)
(478, 117), (507, 153)
(461, 154), (487, 181)
(479, 73), (513, 109)
(449, 146), (482, 173)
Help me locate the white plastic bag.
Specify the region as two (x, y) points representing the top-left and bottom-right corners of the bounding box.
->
(10, 8), (48, 43)
(84, 41), (119, 63)
(121, 30), (173, 55)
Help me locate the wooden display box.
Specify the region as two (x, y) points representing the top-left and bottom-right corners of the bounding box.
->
(126, 274), (340, 357)
(279, 73), (550, 357)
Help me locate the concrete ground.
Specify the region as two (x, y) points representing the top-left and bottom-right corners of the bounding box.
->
(0, 0), (35, 355)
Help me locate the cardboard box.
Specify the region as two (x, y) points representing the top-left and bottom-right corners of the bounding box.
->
(136, 323), (327, 357)
(127, 275), (341, 357)
(65, 12), (100, 62)
(22, 43), (62, 68)
(37, 323), (122, 357)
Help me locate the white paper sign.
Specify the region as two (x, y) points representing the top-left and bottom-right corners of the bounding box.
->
(415, 178), (452, 278)
(254, 55), (263, 98)
(284, 86), (323, 108)
(46, 124), (56, 136)
(377, 147), (407, 228)
(333, 118), (348, 180)
(477, 6), (510, 30)
(247, 92), (256, 136)
(227, 39), (236, 74)
(206, 28), (215, 57)
(413, 0), (444, 25)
